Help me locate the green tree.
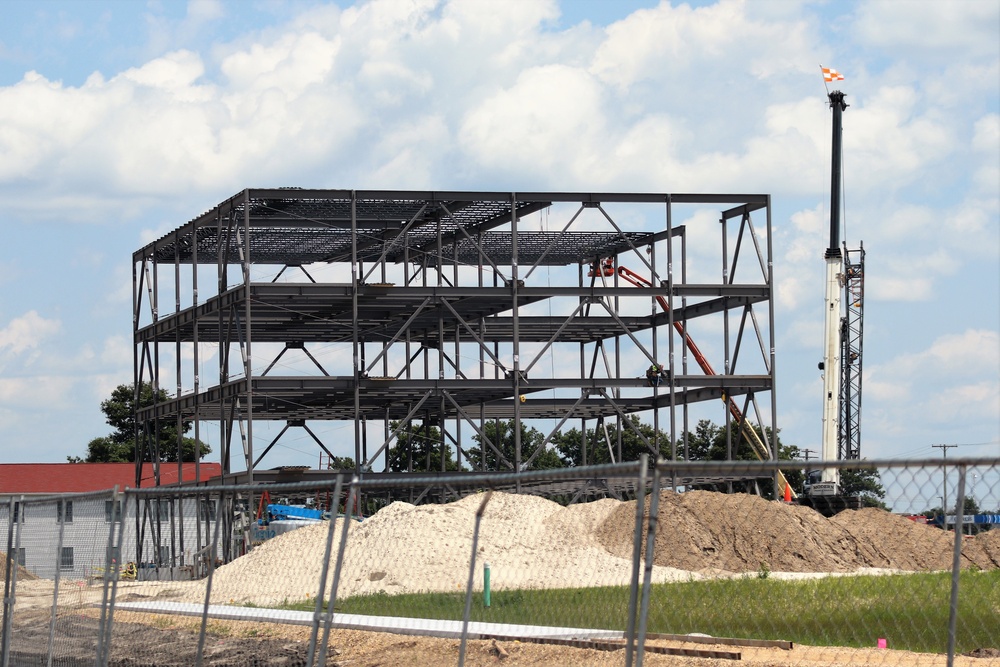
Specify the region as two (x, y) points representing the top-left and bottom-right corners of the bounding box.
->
(324, 456), (356, 470)
(466, 420), (564, 471)
(679, 418), (804, 496)
(70, 382), (210, 463)
(679, 418), (797, 463)
(385, 421), (459, 472)
(840, 465), (888, 509)
(552, 415), (669, 466)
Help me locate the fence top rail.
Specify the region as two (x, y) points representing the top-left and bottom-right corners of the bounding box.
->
(6, 458), (994, 501)
(107, 458), (1000, 498)
(121, 461), (646, 498)
(640, 456), (1000, 475)
(0, 488), (119, 505)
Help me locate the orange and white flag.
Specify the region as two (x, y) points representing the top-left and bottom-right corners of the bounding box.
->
(822, 66), (845, 82)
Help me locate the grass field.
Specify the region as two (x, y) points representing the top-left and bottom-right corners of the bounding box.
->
(291, 569), (1000, 654)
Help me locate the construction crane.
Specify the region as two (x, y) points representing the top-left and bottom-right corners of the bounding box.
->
(813, 89), (849, 497)
(617, 265), (796, 500)
(803, 83), (865, 514)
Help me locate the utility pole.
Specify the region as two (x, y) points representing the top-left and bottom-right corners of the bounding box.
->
(933, 444), (959, 527)
(802, 449), (816, 463)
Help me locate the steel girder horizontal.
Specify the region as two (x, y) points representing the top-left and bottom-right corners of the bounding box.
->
(134, 283), (770, 344)
(134, 374), (770, 423)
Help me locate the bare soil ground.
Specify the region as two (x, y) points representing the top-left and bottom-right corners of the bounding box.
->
(10, 606), (1000, 667)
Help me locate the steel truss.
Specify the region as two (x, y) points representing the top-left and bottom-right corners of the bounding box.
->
(839, 243), (865, 461)
(133, 190), (777, 503)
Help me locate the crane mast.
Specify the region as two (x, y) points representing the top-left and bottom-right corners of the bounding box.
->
(818, 90), (849, 493)
(839, 243), (865, 462)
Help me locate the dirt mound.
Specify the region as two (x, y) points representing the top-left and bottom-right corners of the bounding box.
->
(596, 491), (999, 573)
(2, 552), (38, 581)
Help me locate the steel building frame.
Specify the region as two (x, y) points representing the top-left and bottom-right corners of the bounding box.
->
(132, 190), (778, 497)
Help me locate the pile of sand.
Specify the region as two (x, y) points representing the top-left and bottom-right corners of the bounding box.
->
(202, 492), (697, 606)
(189, 490), (999, 607)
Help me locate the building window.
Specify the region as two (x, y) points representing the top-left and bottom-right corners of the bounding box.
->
(14, 548), (25, 567)
(104, 500), (122, 523)
(59, 547), (74, 571)
(12, 502), (23, 524)
(199, 499), (217, 522)
(57, 500), (73, 523)
(155, 499), (171, 521)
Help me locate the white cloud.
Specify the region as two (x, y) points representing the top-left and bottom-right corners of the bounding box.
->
(0, 311), (61, 356)
(846, 85), (955, 192)
(870, 329), (1000, 393)
(459, 64), (610, 185)
(853, 1), (1000, 57)
(863, 329), (1000, 451)
(0, 375), (75, 408)
(591, 0), (814, 89)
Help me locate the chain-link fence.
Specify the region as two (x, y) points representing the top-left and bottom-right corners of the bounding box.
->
(1, 457), (998, 666)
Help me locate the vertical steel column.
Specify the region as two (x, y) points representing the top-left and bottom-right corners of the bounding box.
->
(152, 249), (161, 463)
(665, 198), (676, 465)
(679, 229), (690, 461)
(766, 199), (780, 493)
(193, 215), (204, 555)
(510, 194), (521, 477)
(132, 254), (142, 488)
(242, 190), (254, 484)
(721, 212), (734, 470)
(351, 193), (362, 473)
(218, 206), (229, 477)
(578, 263), (587, 467)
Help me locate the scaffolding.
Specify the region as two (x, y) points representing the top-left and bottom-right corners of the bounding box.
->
(132, 190), (778, 499)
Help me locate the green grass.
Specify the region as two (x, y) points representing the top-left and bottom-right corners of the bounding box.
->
(287, 570), (1000, 654)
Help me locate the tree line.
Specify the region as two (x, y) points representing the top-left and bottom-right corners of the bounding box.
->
(73, 383), (885, 507)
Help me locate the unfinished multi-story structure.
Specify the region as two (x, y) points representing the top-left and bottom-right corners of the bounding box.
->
(132, 190), (777, 500)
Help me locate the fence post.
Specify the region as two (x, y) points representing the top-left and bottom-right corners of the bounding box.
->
(635, 461), (663, 667)
(196, 488), (229, 667)
(946, 465), (967, 667)
(459, 490), (494, 667)
(46, 497), (68, 667)
(95, 486), (123, 667)
(625, 454), (649, 667)
(317, 478), (359, 667)
(1, 497), (18, 667)
(307, 475), (344, 667)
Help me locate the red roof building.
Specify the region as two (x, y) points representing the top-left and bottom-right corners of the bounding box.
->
(0, 462), (223, 495)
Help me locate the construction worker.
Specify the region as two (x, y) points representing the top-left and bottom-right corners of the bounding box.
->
(646, 363), (665, 387)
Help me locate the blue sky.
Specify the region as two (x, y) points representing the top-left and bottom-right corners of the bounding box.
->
(0, 0), (997, 476)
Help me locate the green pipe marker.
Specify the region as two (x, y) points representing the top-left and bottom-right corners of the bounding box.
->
(483, 563), (491, 608)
